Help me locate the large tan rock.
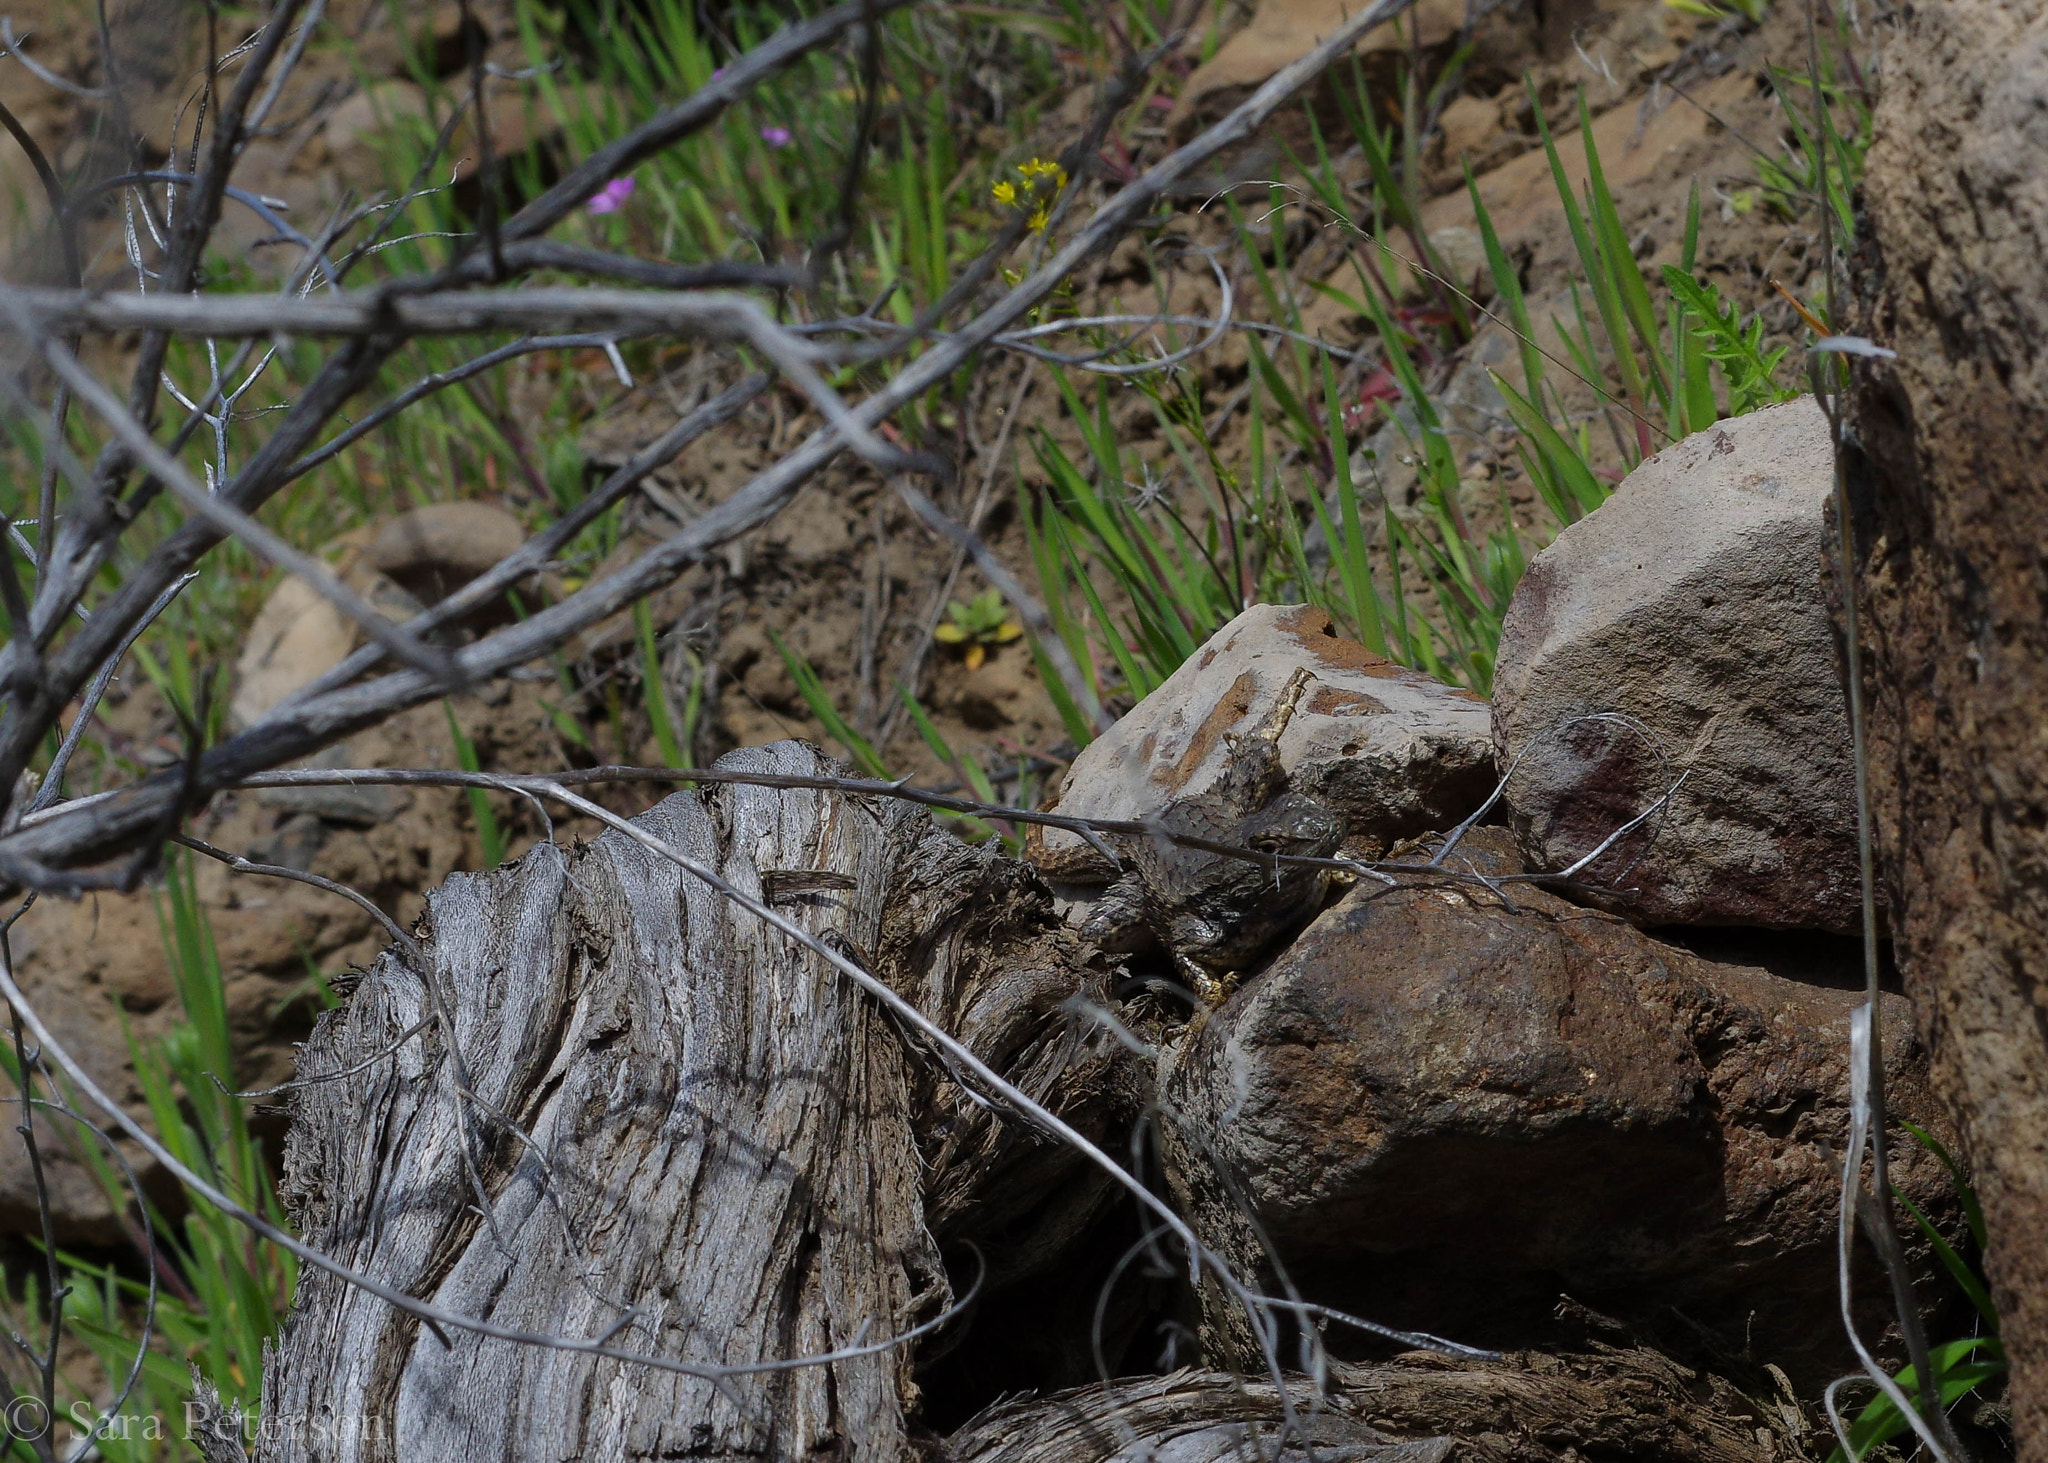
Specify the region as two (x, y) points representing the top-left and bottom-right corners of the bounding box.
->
(1028, 604), (1494, 882)
(231, 527), (425, 731)
(231, 573), (358, 732)
(1491, 398), (1858, 930)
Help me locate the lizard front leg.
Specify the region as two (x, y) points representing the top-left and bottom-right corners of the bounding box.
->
(1176, 952), (1238, 1011)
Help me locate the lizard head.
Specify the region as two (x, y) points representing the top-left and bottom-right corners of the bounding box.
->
(1163, 792), (1346, 977)
(1240, 791), (1346, 861)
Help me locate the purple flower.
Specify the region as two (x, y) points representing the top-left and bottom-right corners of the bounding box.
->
(760, 125), (792, 148)
(585, 177), (635, 215)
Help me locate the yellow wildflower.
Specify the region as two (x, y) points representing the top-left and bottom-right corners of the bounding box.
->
(994, 157), (1066, 232)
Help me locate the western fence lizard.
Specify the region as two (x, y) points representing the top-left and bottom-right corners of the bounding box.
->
(1083, 668), (1345, 1007)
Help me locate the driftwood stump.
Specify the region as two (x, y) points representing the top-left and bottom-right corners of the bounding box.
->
(258, 742), (1114, 1461)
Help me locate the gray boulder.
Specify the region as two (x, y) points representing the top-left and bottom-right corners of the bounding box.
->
(1490, 397), (1859, 930)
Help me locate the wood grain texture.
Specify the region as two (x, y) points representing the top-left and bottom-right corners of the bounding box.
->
(947, 1351), (1785, 1463)
(874, 811), (1138, 1290)
(261, 743), (958, 1461)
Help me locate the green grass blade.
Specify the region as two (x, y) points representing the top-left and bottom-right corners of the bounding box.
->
(1319, 359), (1388, 655)
(443, 701), (505, 869)
(1468, 158), (1546, 409)
(1892, 1187), (1998, 1329)
(635, 601), (686, 768)
(1494, 371), (1609, 516)
(770, 631), (888, 778)
(1577, 92), (1672, 412)
(1898, 1118), (1988, 1251)
(897, 689), (1009, 849)
(1529, 84), (1650, 439)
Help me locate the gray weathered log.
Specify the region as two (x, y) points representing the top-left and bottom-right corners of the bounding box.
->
(260, 741), (1105, 1460)
(945, 1351), (1794, 1463)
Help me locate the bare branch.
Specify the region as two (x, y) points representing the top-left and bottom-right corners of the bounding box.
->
(1241, 1293), (1500, 1360)
(7, 311), (459, 679)
(1, 928), (62, 1463)
(9, 283), (914, 480)
(283, 331), (631, 480)
(456, 240), (805, 294)
(172, 833), (417, 959)
(127, 0), (315, 437)
(32, 573), (196, 813)
(12, 1090), (162, 1463)
(2, 282), (879, 345)
(892, 474), (1108, 731)
(5, 333), (399, 771)
(243, 0), (328, 134)
(0, 0), (1429, 888)
(0, 96), (80, 287)
(272, 370), (766, 711)
(0, 19), (111, 99)
(877, 359), (1035, 745)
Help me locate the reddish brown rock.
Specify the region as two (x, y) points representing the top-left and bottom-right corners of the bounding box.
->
(1847, 0), (2048, 1450)
(1161, 828), (1954, 1382)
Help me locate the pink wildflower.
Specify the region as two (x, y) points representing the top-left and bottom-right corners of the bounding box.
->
(760, 125), (792, 148)
(585, 177), (635, 215)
